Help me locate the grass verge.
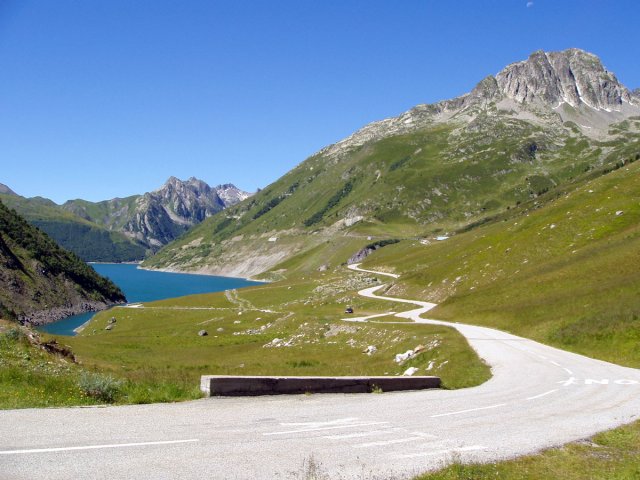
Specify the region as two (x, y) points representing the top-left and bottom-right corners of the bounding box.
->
(415, 420), (640, 480)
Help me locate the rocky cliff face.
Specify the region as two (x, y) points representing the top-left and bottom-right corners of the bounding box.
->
(494, 49), (635, 110)
(123, 177), (225, 247)
(64, 178), (251, 252)
(216, 183), (252, 206)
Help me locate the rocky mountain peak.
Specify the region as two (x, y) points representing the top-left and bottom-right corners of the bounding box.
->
(158, 176), (212, 197)
(0, 183), (17, 196)
(215, 183), (252, 205)
(494, 48), (635, 110)
(317, 48), (639, 163)
(121, 177), (251, 250)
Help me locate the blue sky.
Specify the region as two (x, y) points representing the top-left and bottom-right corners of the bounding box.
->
(1, 0), (639, 203)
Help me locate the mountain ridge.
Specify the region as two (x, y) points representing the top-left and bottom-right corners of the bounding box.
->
(64, 177), (251, 250)
(318, 48), (639, 162)
(1, 178), (250, 262)
(0, 183), (17, 196)
(144, 48), (640, 278)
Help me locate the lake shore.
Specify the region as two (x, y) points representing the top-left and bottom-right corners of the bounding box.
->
(136, 264), (267, 283)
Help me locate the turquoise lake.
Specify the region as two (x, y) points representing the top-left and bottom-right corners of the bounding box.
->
(39, 263), (261, 336)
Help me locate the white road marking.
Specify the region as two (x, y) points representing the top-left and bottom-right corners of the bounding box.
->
(281, 418), (359, 427)
(322, 429), (401, 440)
(429, 403), (507, 418)
(264, 422), (389, 436)
(354, 436), (431, 448)
(558, 377), (578, 386)
(397, 445), (486, 458)
(564, 368), (574, 375)
(585, 379), (609, 385)
(526, 389), (559, 400)
(549, 361), (561, 367)
(0, 439), (199, 455)
(409, 432), (439, 438)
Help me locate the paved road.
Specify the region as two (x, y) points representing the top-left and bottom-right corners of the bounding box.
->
(2, 265), (639, 479)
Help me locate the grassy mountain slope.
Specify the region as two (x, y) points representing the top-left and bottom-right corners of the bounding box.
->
(145, 114), (640, 278)
(0, 193), (146, 262)
(144, 49), (640, 278)
(0, 200), (126, 324)
(363, 154), (640, 367)
(62, 196), (140, 231)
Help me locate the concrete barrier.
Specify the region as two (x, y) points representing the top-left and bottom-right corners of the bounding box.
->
(200, 375), (441, 396)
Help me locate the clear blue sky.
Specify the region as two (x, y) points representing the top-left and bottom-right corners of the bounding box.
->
(1, 0), (639, 203)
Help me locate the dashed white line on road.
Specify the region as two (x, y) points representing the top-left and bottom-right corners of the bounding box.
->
(564, 368), (574, 375)
(396, 445), (486, 458)
(429, 403), (507, 418)
(526, 389), (559, 401)
(322, 429), (401, 440)
(264, 422), (389, 436)
(550, 361), (562, 367)
(354, 436), (434, 448)
(0, 439), (199, 455)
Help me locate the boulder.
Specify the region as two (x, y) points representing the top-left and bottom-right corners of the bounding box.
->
(363, 345), (377, 355)
(403, 367), (419, 376)
(394, 349), (414, 363)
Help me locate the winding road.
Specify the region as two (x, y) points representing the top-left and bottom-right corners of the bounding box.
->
(1, 264), (639, 479)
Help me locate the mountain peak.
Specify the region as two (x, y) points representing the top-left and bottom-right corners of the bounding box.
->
(494, 48), (634, 111)
(0, 183), (17, 196)
(162, 176), (209, 190)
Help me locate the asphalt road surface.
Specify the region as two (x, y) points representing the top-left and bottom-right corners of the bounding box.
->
(1, 265), (639, 479)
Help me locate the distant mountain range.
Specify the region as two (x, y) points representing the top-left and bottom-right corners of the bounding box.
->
(0, 178), (250, 262)
(143, 48), (640, 278)
(0, 200), (125, 325)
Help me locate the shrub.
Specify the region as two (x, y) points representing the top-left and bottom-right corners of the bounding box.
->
(78, 372), (122, 403)
(3, 328), (26, 343)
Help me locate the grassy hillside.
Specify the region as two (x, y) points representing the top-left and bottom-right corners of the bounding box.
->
(363, 153), (640, 367)
(0, 200), (126, 324)
(144, 113), (640, 278)
(62, 196), (140, 231)
(0, 194), (146, 262)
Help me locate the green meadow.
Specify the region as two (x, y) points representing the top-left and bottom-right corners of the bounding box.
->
(61, 269), (489, 400)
